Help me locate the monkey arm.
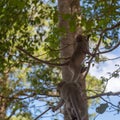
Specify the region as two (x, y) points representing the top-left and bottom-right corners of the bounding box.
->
(70, 94), (82, 120)
(52, 99), (64, 112)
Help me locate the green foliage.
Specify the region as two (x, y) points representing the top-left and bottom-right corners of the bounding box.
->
(96, 103), (108, 114)
(87, 75), (104, 109)
(0, 0), (119, 119)
(10, 113), (32, 120)
(0, 0), (60, 119)
(81, 0), (119, 50)
(87, 75), (104, 93)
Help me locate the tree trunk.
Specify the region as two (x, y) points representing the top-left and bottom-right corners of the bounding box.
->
(0, 98), (6, 120)
(58, 0), (88, 120)
(0, 73), (8, 120)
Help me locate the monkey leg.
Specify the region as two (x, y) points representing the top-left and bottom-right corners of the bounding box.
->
(71, 67), (82, 82)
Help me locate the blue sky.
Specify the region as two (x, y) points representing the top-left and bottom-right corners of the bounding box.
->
(89, 44), (120, 120)
(38, 45), (120, 120)
(92, 96), (120, 120)
(90, 47), (120, 92)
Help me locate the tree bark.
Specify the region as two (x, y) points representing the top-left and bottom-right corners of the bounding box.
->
(0, 73), (8, 120)
(58, 0), (88, 120)
(0, 98), (6, 120)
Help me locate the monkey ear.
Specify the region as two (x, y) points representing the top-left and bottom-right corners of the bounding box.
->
(76, 34), (82, 42)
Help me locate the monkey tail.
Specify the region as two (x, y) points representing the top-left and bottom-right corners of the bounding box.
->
(70, 96), (82, 120)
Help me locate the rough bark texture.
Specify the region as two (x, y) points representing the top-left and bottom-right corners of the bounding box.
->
(58, 0), (88, 120)
(0, 73), (8, 120)
(0, 98), (6, 120)
(58, 0), (74, 82)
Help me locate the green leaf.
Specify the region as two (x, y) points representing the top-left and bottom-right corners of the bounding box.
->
(96, 103), (108, 114)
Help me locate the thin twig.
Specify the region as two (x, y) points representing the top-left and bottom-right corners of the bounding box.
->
(83, 21), (120, 79)
(46, 43), (73, 52)
(97, 40), (120, 55)
(88, 91), (120, 99)
(99, 56), (120, 62)
(16, 46), (69, 66)
(102, 67), (120, 92)
(105, 56), (120, 61)
(34, 107), (52, 120)
(102, 21), (120, 32)
(100, 96), (119, 109)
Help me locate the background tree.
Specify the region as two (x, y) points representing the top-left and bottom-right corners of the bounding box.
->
(0, 0), (120, 120)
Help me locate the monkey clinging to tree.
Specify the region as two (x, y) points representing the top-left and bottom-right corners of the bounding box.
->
(68, 34), (90, 82)
(52, 81), (86, 120)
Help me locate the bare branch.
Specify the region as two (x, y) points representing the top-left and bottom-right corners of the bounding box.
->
(83, 21), (120, 79)
(88, 91), (120, 99)
(100, 56), (120, 62)
(34, 107), (51, 120)
(102, 67), (120, 92)
(100, 97), (119, 109)
(102, 21), (120, 33)
(16, 46), (69, 66)
(97, 40), (120, 55)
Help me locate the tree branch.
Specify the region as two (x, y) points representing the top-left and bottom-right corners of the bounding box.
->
(103, 67), (120, 92)
(98, 56), (120, 62)
(34, 107), (51, 120)
(102, 21), (120, 33)
(16, 46), (69, 66)
(97, 40), (120, 55)
(83, 21), (120, 79)
(100, 96), (119, 109)
(88, 91), (120, 99)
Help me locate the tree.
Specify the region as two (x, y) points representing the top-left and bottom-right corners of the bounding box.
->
(0, 0), (120, 120)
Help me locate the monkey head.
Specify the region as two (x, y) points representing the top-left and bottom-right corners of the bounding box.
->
(76, 34), (90, 42)
(57, 81), (66, 92)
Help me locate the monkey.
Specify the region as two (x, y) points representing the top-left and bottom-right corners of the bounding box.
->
(17, 35), (90, 78)
(68, 34), (90, 82)
(52, 98), (76, 120)
(17, 35), (90, 84)
(52, 81), (86, 120)
(52, 81), (76, 120)
(64, 101), (77, 120)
